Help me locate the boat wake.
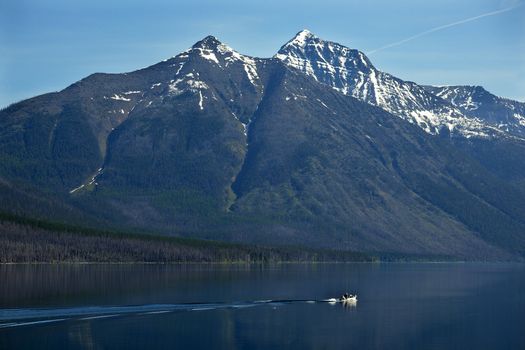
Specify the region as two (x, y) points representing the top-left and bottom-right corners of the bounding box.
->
(0, 298), (355, 329)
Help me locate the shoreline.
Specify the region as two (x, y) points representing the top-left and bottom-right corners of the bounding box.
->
(3, 260), (522, 266)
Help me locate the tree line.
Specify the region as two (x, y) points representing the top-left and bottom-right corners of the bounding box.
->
(0, 215), (376, 263)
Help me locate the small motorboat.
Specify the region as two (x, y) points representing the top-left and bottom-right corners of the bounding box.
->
(324, 293), (358, 305)
(340, 293), (357, 303)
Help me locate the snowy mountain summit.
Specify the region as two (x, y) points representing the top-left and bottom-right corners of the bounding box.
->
(275, 30), (515, 139)
(2, 30), (525, 260)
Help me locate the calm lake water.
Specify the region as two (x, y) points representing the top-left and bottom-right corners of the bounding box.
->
(1, 263), (524, 349)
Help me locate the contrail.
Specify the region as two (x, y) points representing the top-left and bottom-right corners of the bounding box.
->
(367, 4), (522, 55)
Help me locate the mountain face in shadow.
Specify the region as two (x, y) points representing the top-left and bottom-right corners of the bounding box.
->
(1, 30), (525, 260)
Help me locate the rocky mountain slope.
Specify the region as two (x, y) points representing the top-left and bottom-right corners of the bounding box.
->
(424, 85), (525, 137)
(1, 31), (524, 260)
(275, 30), (507, 139)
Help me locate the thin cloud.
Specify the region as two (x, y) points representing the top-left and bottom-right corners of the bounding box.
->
(367, 3), (523, 55)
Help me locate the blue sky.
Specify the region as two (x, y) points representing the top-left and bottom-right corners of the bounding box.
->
(1, 0), (524, 107)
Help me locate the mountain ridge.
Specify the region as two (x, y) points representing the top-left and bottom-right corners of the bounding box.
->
(275, 30), (515, 139)
(1, 31), (525, 260)
(424, 84), (525, 137)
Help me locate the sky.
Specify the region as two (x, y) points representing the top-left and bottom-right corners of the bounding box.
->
(1, 0), (524, 107)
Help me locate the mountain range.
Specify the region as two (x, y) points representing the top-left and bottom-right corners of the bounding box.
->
(1, 30), (525, 260)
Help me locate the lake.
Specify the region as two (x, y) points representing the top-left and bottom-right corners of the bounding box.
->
(1, 263), (524, 349)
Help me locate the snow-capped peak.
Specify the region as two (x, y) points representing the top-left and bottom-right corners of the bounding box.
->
(275, 31), (374, 87)
(192, 35), (223, 50)
(161, 31), (517, 140)
(167, 36), (262, 89)
(275, 31), (500, 138)
(282, 29), (317, 48)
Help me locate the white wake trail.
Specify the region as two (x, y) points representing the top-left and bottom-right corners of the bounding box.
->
(0, 298), (344, 329)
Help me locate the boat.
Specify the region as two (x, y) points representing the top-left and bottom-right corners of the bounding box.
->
(324, 294), (357, 304)
(340, 293), (357, 303)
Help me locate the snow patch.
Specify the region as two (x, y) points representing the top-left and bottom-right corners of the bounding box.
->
(70, 167), (104, 194)
(175, 62), (185, 75)
(198, 91), (204, 110)
(110, 94), (131, 101)
(216, 43), (261, 87)
(168, 75), (209, 97)
(316, 98), (329, 109)
(194, 48), (220, 65)
(514, 113), (525, 126)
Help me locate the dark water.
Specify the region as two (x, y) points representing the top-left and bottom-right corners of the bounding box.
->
(1, 263), (524, 349)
